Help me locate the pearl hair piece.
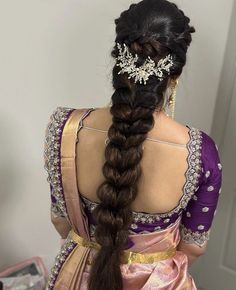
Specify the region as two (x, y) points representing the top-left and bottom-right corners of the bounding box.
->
(115, 42), (174, 85)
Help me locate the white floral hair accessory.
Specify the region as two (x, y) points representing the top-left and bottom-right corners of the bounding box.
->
(116, 42), (174, 85)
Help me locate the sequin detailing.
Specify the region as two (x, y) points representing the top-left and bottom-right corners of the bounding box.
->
(89, 224), (96, 238)
(207, 186), (214, 192)
(205, 170), (211, 178)
(131, 223), (138, 229)
(202, 207), (209, 212)
(132, 211), (161, 223)
(197, 225), (205, 230)
(51, 206), (66, 218)
(44, 107), (75, 217)
(180, 225), (210, 247)
(46, 237), (76, 289)
(186, 212), (191, 217)
(154, 226), (161, 230)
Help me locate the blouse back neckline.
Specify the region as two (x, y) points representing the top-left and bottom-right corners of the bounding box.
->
(77, 110), (203, 220)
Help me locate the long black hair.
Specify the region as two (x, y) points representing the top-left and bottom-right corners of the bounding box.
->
(88, 1), (195, 289)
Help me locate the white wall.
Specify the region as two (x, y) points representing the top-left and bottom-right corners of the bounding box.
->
(0, 0), (234, 271)
(174, 0), (234, 131)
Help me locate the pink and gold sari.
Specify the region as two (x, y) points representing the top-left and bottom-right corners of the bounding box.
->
(45, 108), (197, 290)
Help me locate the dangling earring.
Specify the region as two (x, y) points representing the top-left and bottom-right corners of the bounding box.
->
(168, 79), (179, 119)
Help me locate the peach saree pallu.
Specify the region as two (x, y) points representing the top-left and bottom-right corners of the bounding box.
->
(44, 107), (224, 290)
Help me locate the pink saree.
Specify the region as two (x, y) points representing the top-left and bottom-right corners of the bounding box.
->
(79, 219), (195, 290)
(45, 108), (197, 290)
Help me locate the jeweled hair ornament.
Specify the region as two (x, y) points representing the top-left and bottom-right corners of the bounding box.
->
(115, 42), (174, 85)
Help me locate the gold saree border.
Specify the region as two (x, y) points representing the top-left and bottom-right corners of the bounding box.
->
(61, 108), (92, 238)
(52, 108), (94, 290)
(69, 229), (177, 265)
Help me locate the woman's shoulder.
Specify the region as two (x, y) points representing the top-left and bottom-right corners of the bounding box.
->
(43, 106), (90, 182)
(197, 129), (222, 172)
(44, 106), (79, 156)
(49, 105), (94, 114)
(44, 105), (96, 144)
(171, 116), (219, 155)
(46, 106), (112, 130)
(166, 115), (221, 166)
(47, 106), (85, 118)
(45, 106), (92, 126)
(198, 129), (219, 151)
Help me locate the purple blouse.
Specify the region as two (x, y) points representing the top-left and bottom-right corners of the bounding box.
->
(44, 107), (223, 249)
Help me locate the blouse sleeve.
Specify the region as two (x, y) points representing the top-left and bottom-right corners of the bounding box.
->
(43, 108), (66, 218)
(180, 130), (223, 247)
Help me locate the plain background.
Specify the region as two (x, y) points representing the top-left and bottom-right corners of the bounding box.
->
(0, 0), (234, 278)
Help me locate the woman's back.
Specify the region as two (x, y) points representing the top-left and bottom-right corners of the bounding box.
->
(77, 106), (191, 214)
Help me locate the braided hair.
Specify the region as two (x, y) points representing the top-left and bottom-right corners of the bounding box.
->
(88, 1), (195, 289)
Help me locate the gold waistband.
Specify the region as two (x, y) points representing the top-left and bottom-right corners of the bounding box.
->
(69, 229), (176, 265)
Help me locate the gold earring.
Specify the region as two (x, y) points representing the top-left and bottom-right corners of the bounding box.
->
(168, 79), (178, 119)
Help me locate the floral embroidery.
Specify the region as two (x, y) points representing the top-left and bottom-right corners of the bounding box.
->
(180, 225), (210, 247)
(154, 226), (161, 230)
(205, 170), (211, 178)
(44, 107), (75, 217)
(133, 211), (161, 223)
(197, 225), (205, 230)
(207, 185), (214, 192)
(51, 205), (66, 218)
(46, 237), (76, 289)
(89, 224), (96, 237)
(202, 207), (209, 212)
(186, 212), (191, 217)
(131, 223), (138, 229)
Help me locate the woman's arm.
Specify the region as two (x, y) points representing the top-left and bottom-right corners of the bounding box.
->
(177, 240), (207, 266)
(50, 212), (72, 239)
(178, 131), (222, 266)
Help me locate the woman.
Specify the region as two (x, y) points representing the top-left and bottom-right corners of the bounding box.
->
(43, 0), (223, 289)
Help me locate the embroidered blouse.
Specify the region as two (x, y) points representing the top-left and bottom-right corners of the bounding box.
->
(43, 107), (223, 249)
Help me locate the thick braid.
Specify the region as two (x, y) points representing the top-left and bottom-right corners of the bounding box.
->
(88, 1), (195, 290)
(88, 49), (166, 290)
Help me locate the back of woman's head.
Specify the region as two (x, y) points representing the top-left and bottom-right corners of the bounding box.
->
(88, 1), (195, 289)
